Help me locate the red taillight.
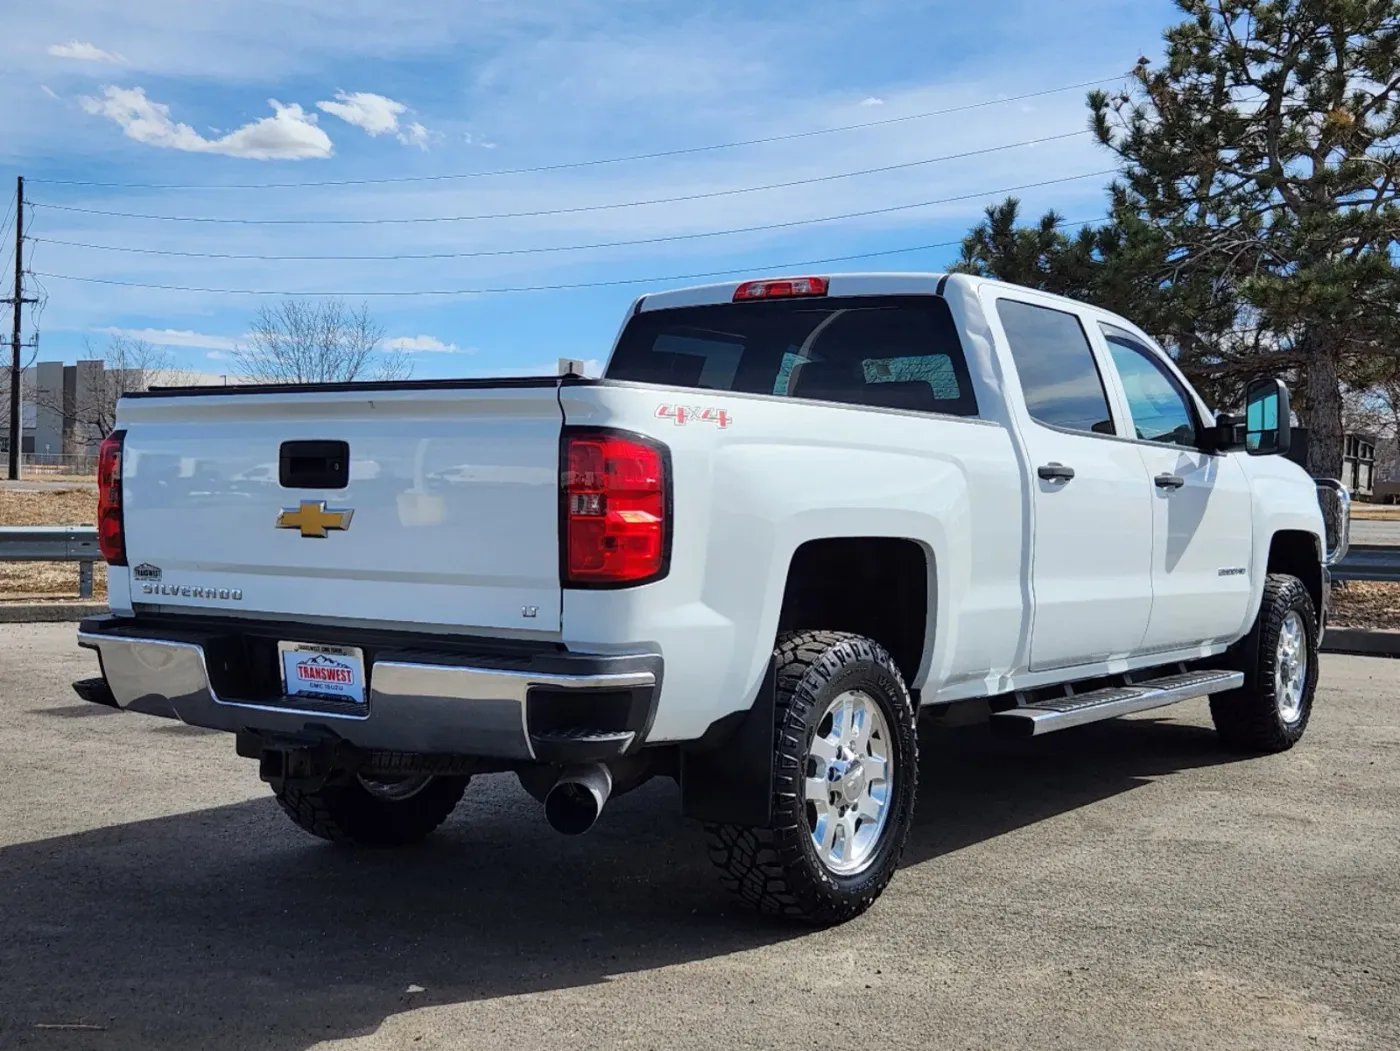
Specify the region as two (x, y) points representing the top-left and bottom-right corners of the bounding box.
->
(562, 431), (668, 586)
(733, 276), (828, 301)
(97, 430), (126, 566)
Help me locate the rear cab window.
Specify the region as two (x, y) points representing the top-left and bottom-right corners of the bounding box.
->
(605, 295), (978, 417)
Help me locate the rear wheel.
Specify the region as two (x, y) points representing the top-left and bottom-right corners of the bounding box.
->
(1210, 573), (1318, 754)
(706, 630), (918, 925)
(275, 773), (469, 847)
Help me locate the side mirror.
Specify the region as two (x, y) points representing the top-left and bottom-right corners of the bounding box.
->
(1244, 377), (1292, 456)
(1201, 411), (1244, 453)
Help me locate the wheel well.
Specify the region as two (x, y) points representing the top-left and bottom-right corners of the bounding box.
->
(1268, 530), (1323, 616)
(777, 537), (929, 685)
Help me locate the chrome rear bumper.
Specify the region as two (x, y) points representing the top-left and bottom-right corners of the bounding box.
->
(77, 619), (659, 762)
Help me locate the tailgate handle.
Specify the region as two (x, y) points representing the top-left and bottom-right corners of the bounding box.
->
(279, 440), (349, 489)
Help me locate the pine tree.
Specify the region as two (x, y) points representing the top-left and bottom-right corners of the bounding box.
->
(1091, 0), (1400, 476)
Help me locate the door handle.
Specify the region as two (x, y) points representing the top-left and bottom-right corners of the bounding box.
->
(1154, 473), (1185, 490)
(1037, 463), (1075, 482)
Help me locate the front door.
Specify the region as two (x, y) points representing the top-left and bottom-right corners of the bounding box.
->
(1096, 324), (1254, 650)
(994, 297), (1154, 671)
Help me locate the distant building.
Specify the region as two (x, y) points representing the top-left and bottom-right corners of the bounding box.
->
(1342, 433), (1378, 500)
(0, 360), (110, 459)
(1, 360), (225, 462)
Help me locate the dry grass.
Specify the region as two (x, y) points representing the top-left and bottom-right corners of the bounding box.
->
(1348, 505), (1400, 520)
(0, 488), (97, 527)
(1329, 580), (1400, 631)
(0, 488), (105, 601)
(0, 562), (107, 601)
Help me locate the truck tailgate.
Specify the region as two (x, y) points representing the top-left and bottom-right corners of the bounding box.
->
(116, 384), (564, 633)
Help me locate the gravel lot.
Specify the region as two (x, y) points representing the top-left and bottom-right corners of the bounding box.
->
(1, 623), (1397, 1051)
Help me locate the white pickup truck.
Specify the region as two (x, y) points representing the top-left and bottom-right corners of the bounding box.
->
(74, 272), (1348, 924)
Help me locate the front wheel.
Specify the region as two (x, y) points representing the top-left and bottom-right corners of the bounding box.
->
(275, 773), (469, 847)
(1210, 573), (1319, 754)
(706, 631), (918, 925)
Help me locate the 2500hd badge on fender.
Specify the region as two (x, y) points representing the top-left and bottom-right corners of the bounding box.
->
(73, 273), (1348, 925)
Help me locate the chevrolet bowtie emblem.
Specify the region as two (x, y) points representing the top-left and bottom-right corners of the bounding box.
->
(276, 501), (354, 538)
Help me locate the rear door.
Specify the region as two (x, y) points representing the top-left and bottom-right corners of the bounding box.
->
(117, 383), (564, 633)
(991, 295), (1154, 671)
(1094, 324), (1254, 650)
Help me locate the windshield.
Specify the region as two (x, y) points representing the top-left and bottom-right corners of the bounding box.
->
(606, 294), (978, 416)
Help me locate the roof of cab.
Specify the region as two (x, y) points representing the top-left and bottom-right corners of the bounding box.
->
(630, 271), (1123, 327)
(635, 272), (956, 312)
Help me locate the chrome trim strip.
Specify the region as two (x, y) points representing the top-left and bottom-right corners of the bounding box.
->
(1315, 478), (1351, 567)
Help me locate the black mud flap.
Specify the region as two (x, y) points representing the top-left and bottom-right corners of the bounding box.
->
(678, 660), (775, 827)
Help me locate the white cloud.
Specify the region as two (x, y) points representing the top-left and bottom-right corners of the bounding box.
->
(398, 121), (431, 149)
(48, 41), (125, 63)
(860, 96), (884, 106)
(385, 335), (469, 354)
(40, 85), (60, 100)
(206, 350), (232, 360)
(106, 327), (240, 351)
(79, 87), (332, 160)
(463, 131), (498, 149)
(317, 91), (434, 149)
(317, 91), (406, 136)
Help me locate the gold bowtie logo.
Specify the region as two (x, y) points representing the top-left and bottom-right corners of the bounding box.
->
(276, 501), (354, 538)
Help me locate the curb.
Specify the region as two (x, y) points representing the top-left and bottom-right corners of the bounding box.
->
(1321, 627), (1400, 658)
(0, 603), (106, 624)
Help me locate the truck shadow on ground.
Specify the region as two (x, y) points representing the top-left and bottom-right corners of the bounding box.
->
(1, 715), (1238, 1050)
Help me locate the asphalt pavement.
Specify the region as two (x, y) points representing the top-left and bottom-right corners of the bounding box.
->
(1, 623), (1397, 1051)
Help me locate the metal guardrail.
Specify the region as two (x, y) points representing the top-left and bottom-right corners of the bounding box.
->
(1331, 544), (1400, 584)
(0, 526), (101, 598)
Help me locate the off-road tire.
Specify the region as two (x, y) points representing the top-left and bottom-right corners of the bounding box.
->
(275, 775), (469, 847)
(705, 631), (918, 925)
(1210, 573), (1318, 754)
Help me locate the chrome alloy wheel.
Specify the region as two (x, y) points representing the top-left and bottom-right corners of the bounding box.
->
(804, 689), (893, 876)
(1275, 611), (1308, 724)
(356, 773), (434, 801)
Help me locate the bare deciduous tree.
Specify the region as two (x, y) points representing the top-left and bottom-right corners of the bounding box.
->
(83, 335), (186, 440)
(28, 334), (193, 447)
(234, 299), (411, 384)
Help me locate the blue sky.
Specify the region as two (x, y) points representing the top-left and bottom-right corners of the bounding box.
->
(1, 0), (1181, 381)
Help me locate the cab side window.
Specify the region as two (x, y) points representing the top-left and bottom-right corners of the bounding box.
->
(1100, 325), (1199, 448)
(996, 299), (1115, 435)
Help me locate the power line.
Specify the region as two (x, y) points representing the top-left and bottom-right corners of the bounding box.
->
(0, 186), (16, 239)
(31, 131), (1096, 226)
(0, 189), (17, 278)
(31, 167), (1114, 263)
(29, 170), (1115, 287)
(32, 217), (1104, 298)
(28, 74), (1125, 191)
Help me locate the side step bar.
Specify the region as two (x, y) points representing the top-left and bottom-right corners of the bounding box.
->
(991, 669), (1244, 738)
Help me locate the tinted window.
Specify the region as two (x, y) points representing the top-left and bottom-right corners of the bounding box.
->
(1100, 324), (1198, 447)
(607, 295), (978, 416)
(997, 299), (1114, 435)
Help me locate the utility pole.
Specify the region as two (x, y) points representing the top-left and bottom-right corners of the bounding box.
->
(7, 175), (37, 481)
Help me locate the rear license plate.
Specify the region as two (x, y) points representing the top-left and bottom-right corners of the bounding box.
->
(278, 641), (367, 705)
